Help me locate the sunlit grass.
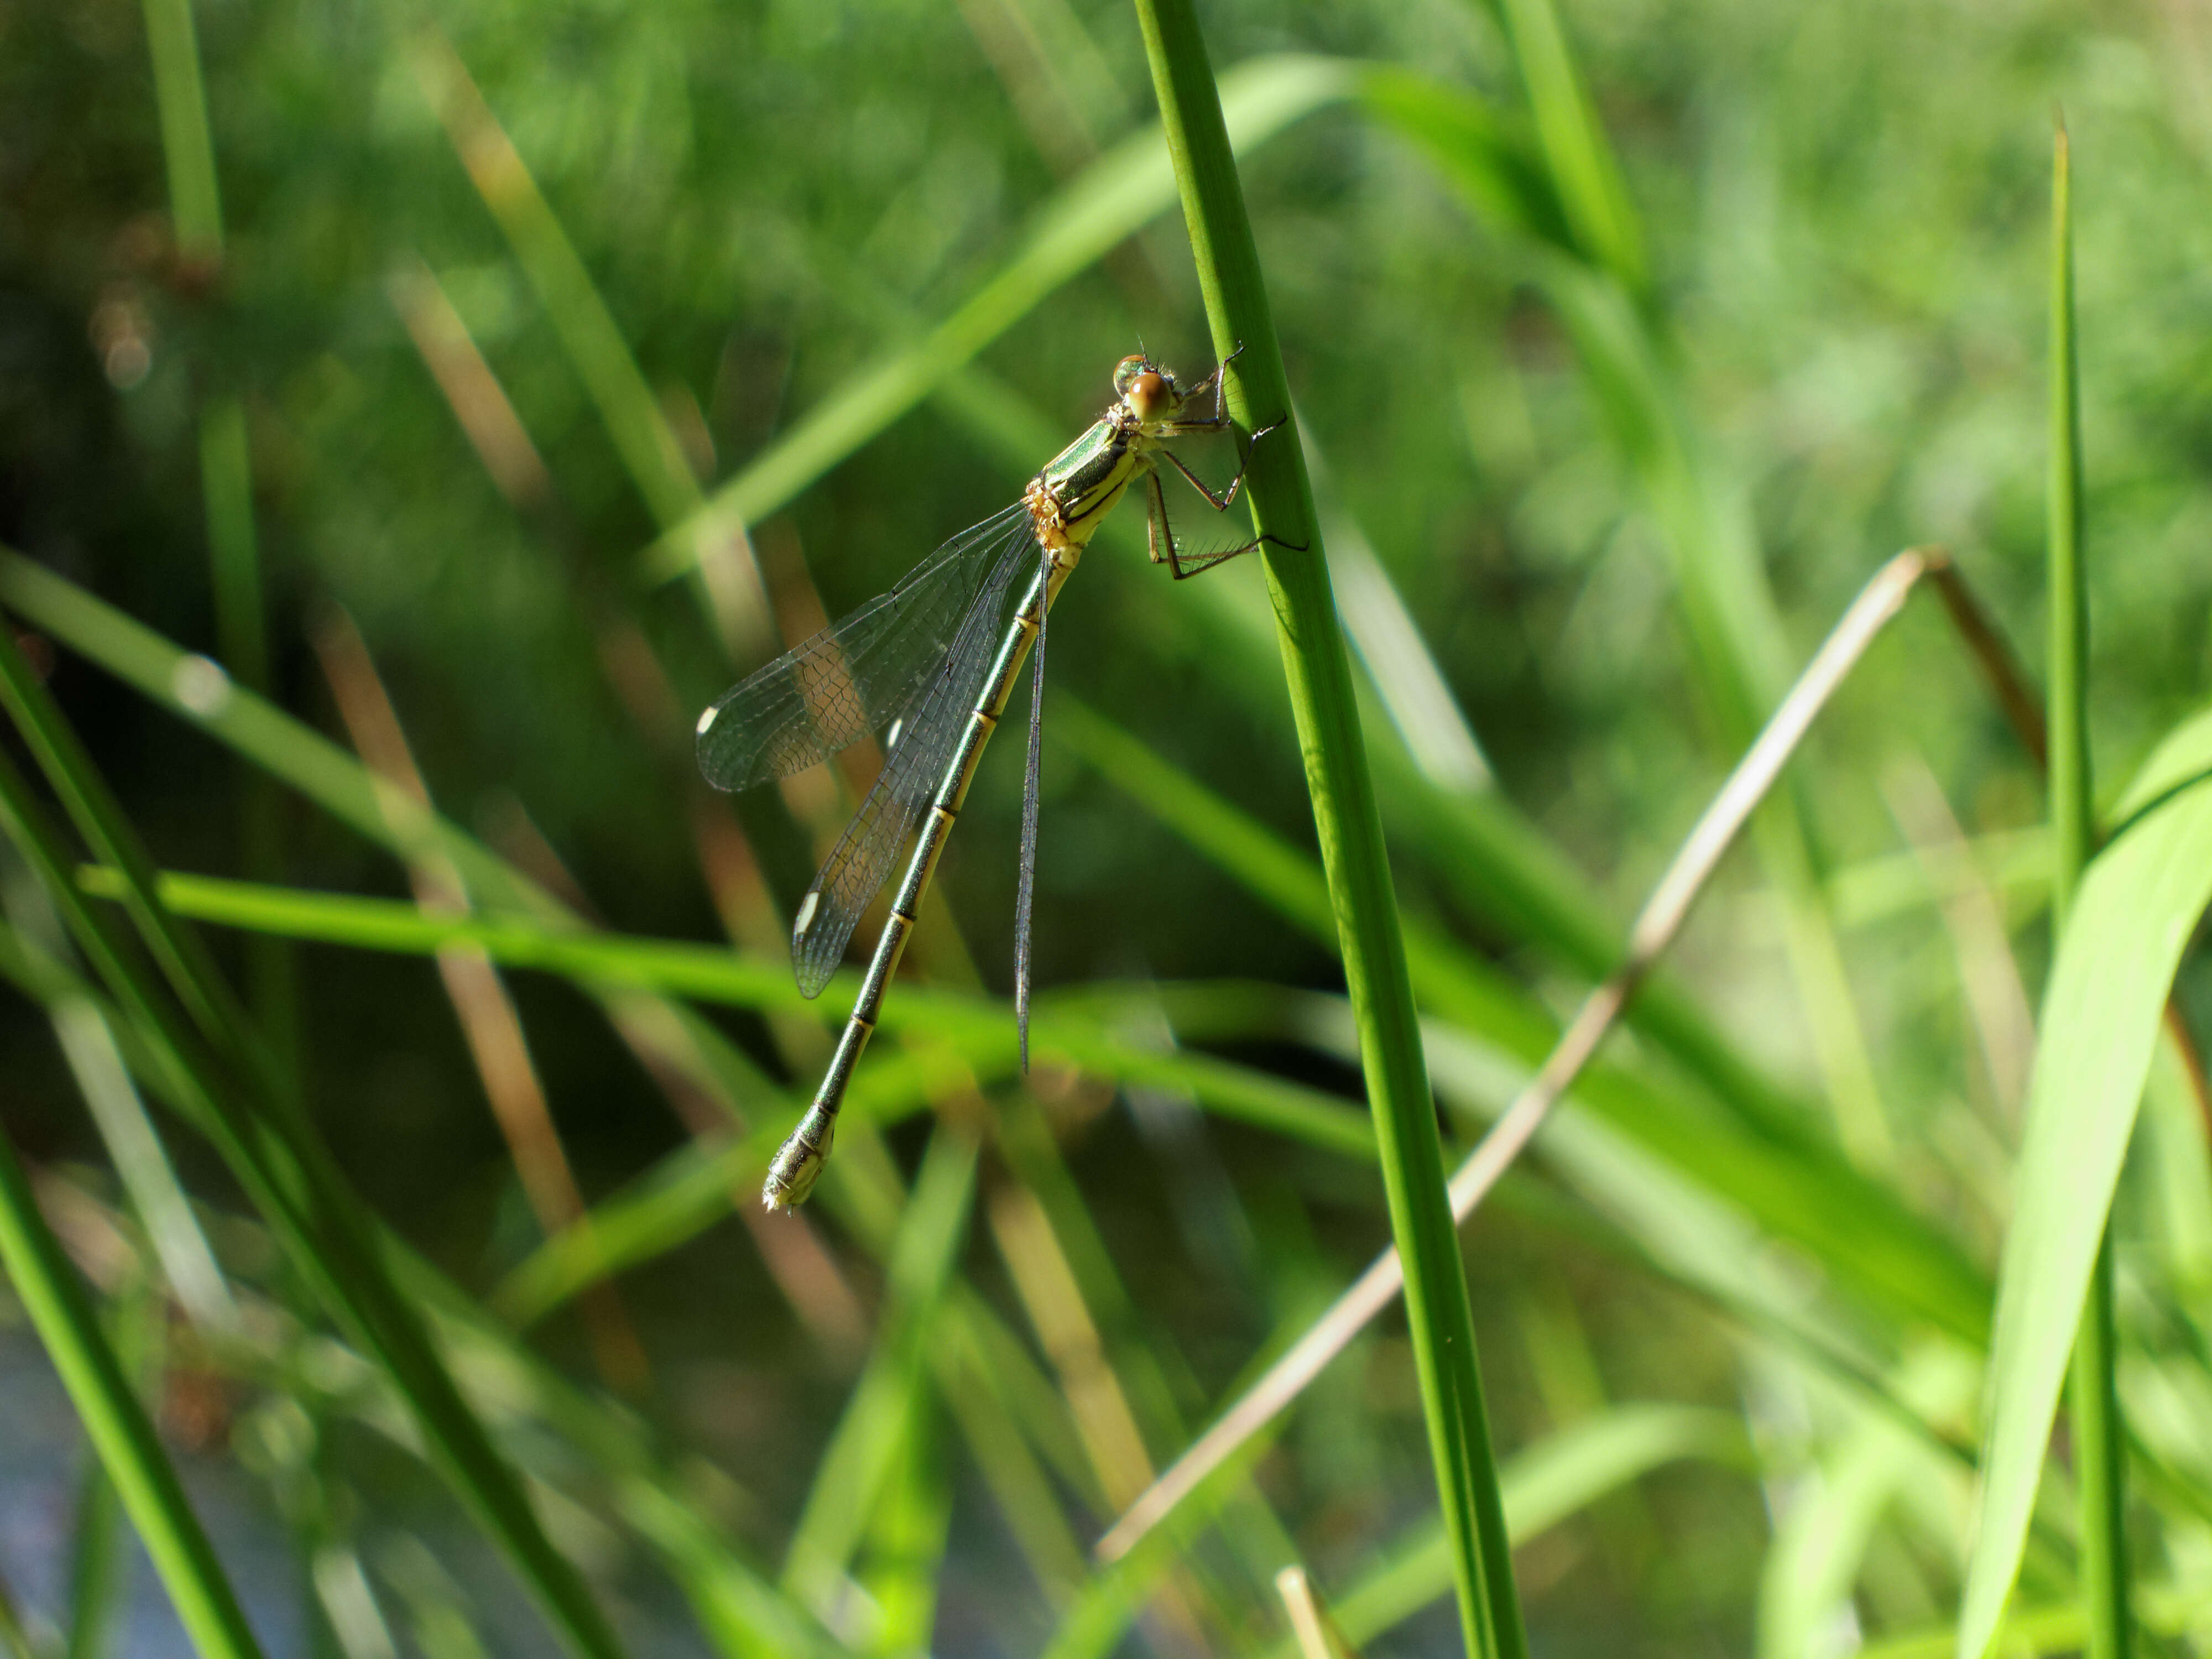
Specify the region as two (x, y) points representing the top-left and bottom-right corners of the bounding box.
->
(4, 0), (2212, 1653)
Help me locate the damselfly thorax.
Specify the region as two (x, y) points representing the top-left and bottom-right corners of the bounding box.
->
(696, 348), (1283, 1208)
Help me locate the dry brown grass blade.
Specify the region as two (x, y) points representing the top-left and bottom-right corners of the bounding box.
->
(1098, 546), (1945, 1563)
(987, 1177), (1156, 1510)
(1924, 562), (2212, 1130)
(386, 254), (552, 512)
(1883, 758), (2036, 1119)
(1277, 1566), (1362, 1659)
(311, 608), (651, 1395)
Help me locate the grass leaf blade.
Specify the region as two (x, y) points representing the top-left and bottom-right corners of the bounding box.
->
(1955, 706), (2212, 1659)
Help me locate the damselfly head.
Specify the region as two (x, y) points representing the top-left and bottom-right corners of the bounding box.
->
(1113, 354), (1178, 421)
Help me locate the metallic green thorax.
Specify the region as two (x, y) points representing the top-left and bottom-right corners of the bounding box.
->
(1035, 415), (1150, 547)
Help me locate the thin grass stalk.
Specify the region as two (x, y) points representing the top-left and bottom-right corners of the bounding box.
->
(0, 1123), (267, 1659)
(138, 0), (220, 260)
(140, 0), (291, 1066)
(198, 397), (291, 1063)
(65, 1455), (126, 1659)
(1128, 5), (1524, 1656)
(2048, 120), (2131, 1659)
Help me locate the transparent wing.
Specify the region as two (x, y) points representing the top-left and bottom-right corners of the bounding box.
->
(790, 509), (1040, 998)
(696, 500), (1035, 792)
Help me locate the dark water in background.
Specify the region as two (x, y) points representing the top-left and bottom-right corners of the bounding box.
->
(0, 1326), (305, 1656)
(0, 1327), (727, 1658)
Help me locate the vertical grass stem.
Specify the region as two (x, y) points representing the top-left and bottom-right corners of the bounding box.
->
(2049, 119), (2130, 1659)
(1129, 4), (1526, 1654)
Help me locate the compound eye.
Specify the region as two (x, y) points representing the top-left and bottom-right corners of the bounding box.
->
(1122, 368), (1171, 419)
(1112, 355), (1150, 398)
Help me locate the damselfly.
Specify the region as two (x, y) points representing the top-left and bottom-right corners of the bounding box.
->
(697, 349), (1280, 1208)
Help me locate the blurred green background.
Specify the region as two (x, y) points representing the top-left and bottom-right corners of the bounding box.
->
(4, 0), (2212, 1653)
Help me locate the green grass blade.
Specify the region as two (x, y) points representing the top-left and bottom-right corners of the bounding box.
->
(639, 53), (1355, 584)
(1493, 0), (1646, 289)
(65, 1447), (127, 1659)
(1355, 69), (1571, 252)
(377, 1537), (494, 1659)
(2043, 119), (2130, 1659)
(1130, 6), (1524, 1656)
(0, 1569), (44, 1659)
(929, 1313), (1090, 1605)
(1867, 1585), (2212, 1659)
(196, 394), (291, 1066)
(0, 596), (257, 1070)
(141, 0), (291, 1066)
(196, 400), (265, 693)
(989, 1087), (1191, 1454)
(49, 997), (238, 1333)
(1039, 1431), (1275, 1659)
(6, 847), (236, 1334)
(782, 1129), (977, 1620)
(1953, 705), (2212, 1659)
(72, 866), (1376, 1154)
(138, 0), (221, 260)
(2046, 149), (2092, 920)
(0, 1121), (267, 1659)
(1304, 436), (1493, 794)
(854, 1404), (952, 1659)
(397, 1268), (848, 1659)
(1757, 1349), (1978, 1659)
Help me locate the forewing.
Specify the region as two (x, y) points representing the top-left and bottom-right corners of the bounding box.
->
(696, 501), (1032, 792)
(790, 510), (1040, 997)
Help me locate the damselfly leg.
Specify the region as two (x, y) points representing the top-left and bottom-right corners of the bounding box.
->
(1144, 420), (1301, 579)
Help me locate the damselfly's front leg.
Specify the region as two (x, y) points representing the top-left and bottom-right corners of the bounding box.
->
(1158, 352), (1287, 516)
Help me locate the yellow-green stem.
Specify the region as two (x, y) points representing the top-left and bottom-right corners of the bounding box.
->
(1129, 4), (1526, 1654)
(2049, 121), (2130, 1659)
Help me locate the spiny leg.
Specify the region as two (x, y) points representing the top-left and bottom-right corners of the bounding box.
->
(1149, 465), (1302, 580)
(1157, 398), (1288, 513)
